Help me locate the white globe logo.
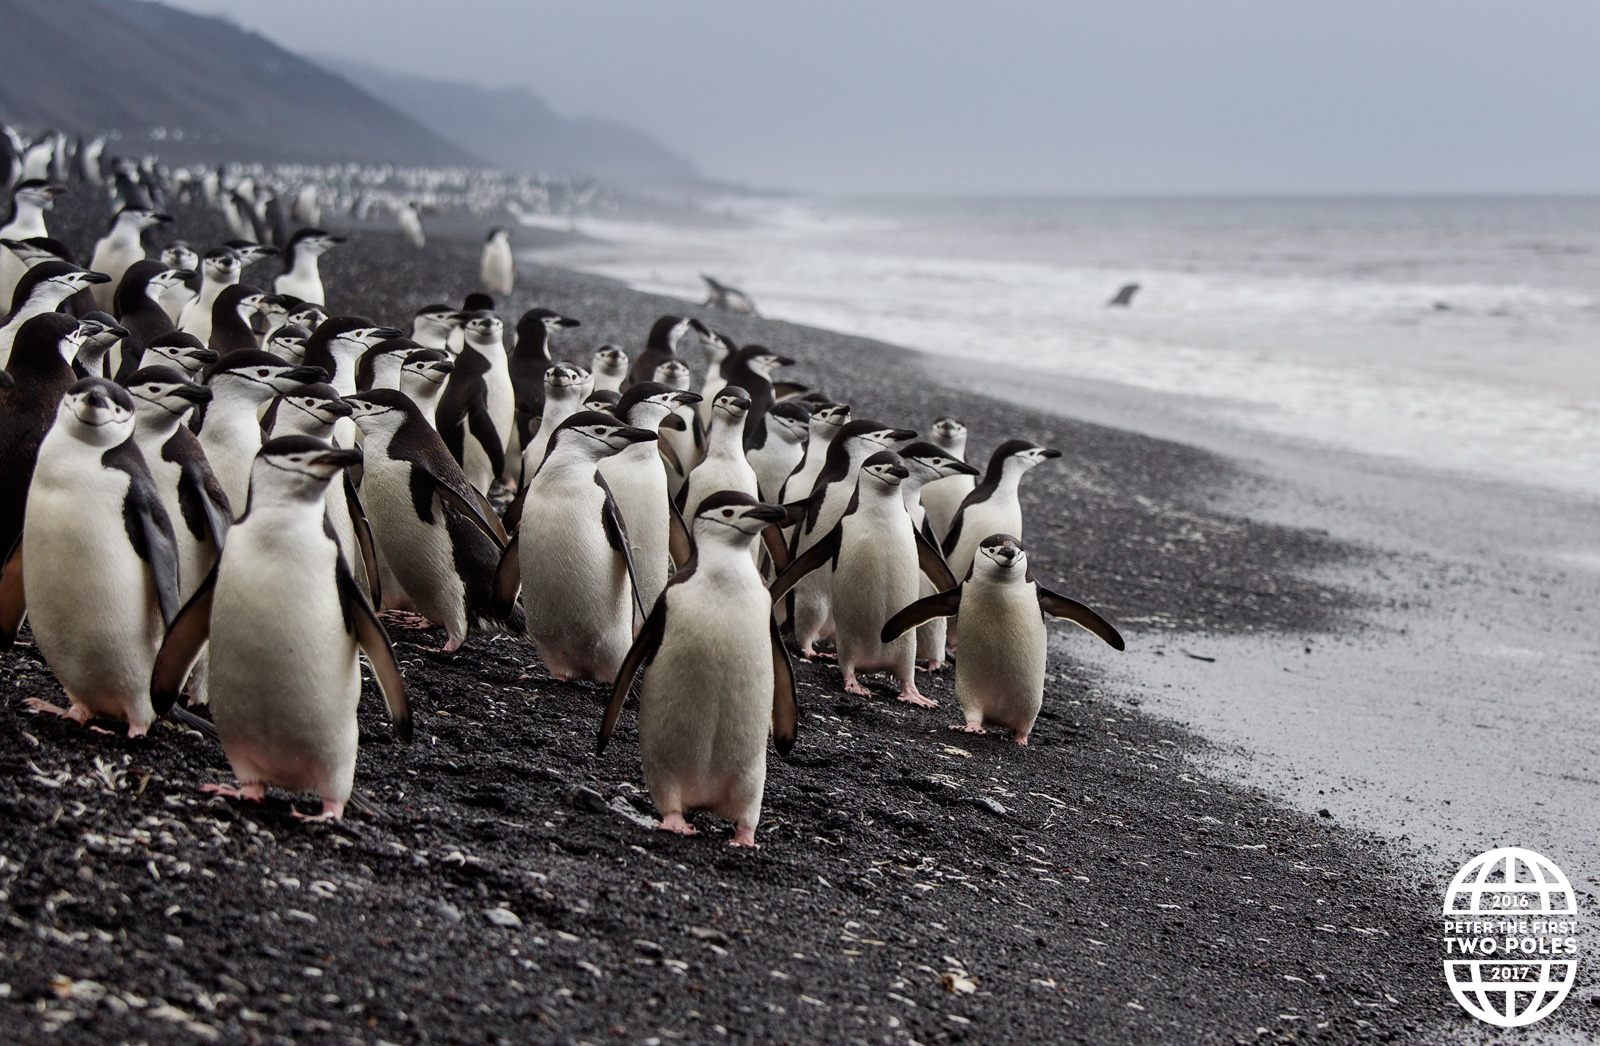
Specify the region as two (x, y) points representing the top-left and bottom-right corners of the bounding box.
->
(1442, 847), (1579, 1028)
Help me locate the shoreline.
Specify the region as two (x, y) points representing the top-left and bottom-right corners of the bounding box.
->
(1, 209), (1587, 1042)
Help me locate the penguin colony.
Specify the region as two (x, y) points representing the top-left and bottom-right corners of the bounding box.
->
(0, 139), (1125, 846)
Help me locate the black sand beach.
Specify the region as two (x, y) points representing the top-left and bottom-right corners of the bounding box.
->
(0, 199), (1569, 1043)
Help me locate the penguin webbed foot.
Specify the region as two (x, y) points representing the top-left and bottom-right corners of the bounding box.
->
(730, 825), (759, 848)
(657, 812), (697, 836)
(382, 610), (438, 632)
(200, 781), (265, 803)
(23, 697), (92, 724)
(950, 722), (985, 735)
(896, 681), (937, 708)
(293, 799), (345, 822)
(841, 674), (873, 698)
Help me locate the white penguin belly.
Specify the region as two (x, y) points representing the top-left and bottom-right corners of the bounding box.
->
(208, 530), (361, 800)
(22, 477), (162, 727)
(639, 579), (772, 822)
(921, 475), (974, 541)
(831, 521), (917, 675)
(599, 447), (671, 615)
(950, 501), (1022, 580)
(954, 582), (1047, 734)
(484, 364), (515, 483)
(519, 487), (631, 681)
(362, 460), (467, 640)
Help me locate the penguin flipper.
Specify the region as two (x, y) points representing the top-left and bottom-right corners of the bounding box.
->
(339, 565), (412, 742)
(914, 527), (958, 591)
(598, 595), (666, 755)
(769, 616), (798, 758)
(500, 484), (528, 534)
(344, 473), (382, 609)
(1036, 587), (1125, 650)
(881, 587), (962, 643)
(760, 523), (791, 572)
(940, 507), (965, 559)
(491, 531), (521, 620)
(150, 566), (216, 717)
(667, 501), (692, 569)
(467, 484), (510, 546)
(116, 450), (183, 627)
(465, 400), (507, 489)
(768, 524), (841, 604)
(597, 474), (647, 620)
(657, 436), (684, 477)
(0, 539), (24, 654)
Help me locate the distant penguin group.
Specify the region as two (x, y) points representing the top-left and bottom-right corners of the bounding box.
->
(0, 151), (1125, 846)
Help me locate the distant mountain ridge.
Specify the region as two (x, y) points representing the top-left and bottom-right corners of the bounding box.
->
(0, 0), (477, 166)
(328, 59), (701, 186)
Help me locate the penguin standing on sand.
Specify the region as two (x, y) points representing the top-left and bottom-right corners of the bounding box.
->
(0, 314), (91, 556)
(495, 411), (656, 682)
(480, 227), (514, 296)
(455, 309), (516, 490)
(599, 382), (701, 617)
(346, 389), (515, 651)
(784, 420), (916, 657)
(652, 359), (702, 500)
(0, 180), (64, 309)
(882, 534), (1124, 744)
(273, 229), (346, 306)
(88, 206), (172, 312)
(942, 439), (1062, 583)
(178, 247), (242, 345)
(0, 379), (179, 736)
(508, 307), (581, 447)
(897, 442), (979, 670)
(397, 202), (426, 249)
(194, 350), (327, 511)
(780, 402), (850, 502)
(0, 262), (111, 367)
(625, 315), (708, 390)
(771, 451), (955, 705)
(150, 436), (411, 819)
(681, 386), (758, 521)
(920, 417), (973, 541)
(598, 492), (797, 846)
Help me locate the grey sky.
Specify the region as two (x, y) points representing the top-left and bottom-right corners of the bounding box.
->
(160, 0), (1600, 195)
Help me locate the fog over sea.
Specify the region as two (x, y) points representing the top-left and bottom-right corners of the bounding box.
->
(532, 195), (1600, 499)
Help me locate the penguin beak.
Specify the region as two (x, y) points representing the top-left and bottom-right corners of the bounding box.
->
(100, 320), (130, 339)
(687, 317), (710, 335)
(191, 348), (220, 364)
(283, 365), (329, 384)
(312, 448), (363, 471)
(369, 326), (405, 341)
(322, 398), (354, 418)
(253, 245), (281, 258)
(80, 271), (114, 285)
(889, 428), (918, 442)
(172, 384), (212, 405)
(745, 504), (789, 524)
(1039, 448), (1062, 460)
(558, 317), (581, 328)
(616, 426), (658, 445)
(41, 185), (66, 200)
(673, 391), (702, 406)
(883, 463), (911, 480)
(152, 213), (174, 224)
(950, 460), (980, 476)
(772, 356), (796, 367)
(171, 269), (198, 281)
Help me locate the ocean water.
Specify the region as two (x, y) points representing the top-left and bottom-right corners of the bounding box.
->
(526, 195), (1600, 499)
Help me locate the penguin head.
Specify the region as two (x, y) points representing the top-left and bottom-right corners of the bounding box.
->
(525, 307), (579, 335)
(288, 303), (328, 331)
(712, 385), (751, 421)
(13, 180), (64, 210)
(224, 241), (280, 269)
(648, 315), (696, 351)
(592, 344), (628, 375)
(548, 411), (658, 460)
(250, 435), (362, 507)
(486, 227), (511, 244)
(412, 303), (462, 342)
(931, 416), (968, 450)
(145, 333), (217, 375)
(615, 382), (699, 428)
(583, 390), (620, 414)
(147, 266), (196, 296)
(400, 348), (453, 388)
(113, 206), (173, 232)
(860, 450), (911, 489)
(58, 378), (135, 445)
(461, 310), (504, 345)
(838, 419), (916, 456)
(75, 313), (128, 351)
(697, 327), (735, 362)
(324, 320), (405, 360)
(810, 402), (851, 433)
(201, 247), (242, 282)
(989, 439), (1063, 478)
(25, 261), (111, 303)
(279, 383), (352, 429)
(900, 441), (979, 483)
(653, 359), (691, 390)
(974, 534), (1027, 578)
(265, 324), (312, 365)
(125, 365), (211, 420)
(207, 350), (327, 401)
(693, 492), (788, 545)
(161, 242), (199, 271)
(740, 345), (795, 376)
(286, 229), (346, 259)
(545, 361), (585, 395)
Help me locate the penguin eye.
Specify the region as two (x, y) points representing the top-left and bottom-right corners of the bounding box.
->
(722, 509), (734, 518)
(256, 369), (269, 377)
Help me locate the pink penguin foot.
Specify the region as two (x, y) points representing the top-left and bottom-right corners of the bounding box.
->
(842, 675), (873, 697)
(730, 825), (759, 848)
(1013, 733), (1030, 747)
(416, 635), (465, 654)
(950, 722), (985, 734)
(292, 798), (346, 822)
(201, 782), (265, 802)
(919, 659), (947, 673)
(657, 812), (697, 836)
(897, 683), (937, 709)
(24, 698), (91, 724)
